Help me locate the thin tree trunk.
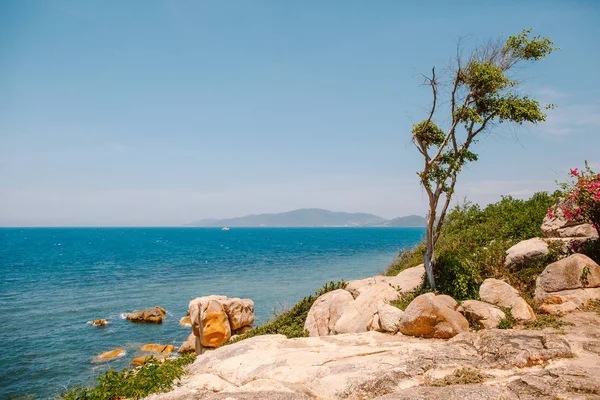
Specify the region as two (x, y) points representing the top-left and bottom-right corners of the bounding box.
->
(424, 213), (436, 290)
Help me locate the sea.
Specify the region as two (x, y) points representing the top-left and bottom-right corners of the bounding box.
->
(0, 227), (424, 399)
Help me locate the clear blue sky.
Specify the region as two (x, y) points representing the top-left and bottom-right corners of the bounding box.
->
(1, 1), (599, 226)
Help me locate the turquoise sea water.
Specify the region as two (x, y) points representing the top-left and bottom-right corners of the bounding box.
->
(0, 227), (424, 399)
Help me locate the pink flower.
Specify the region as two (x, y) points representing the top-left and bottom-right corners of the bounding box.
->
(570, 168), (579, 176)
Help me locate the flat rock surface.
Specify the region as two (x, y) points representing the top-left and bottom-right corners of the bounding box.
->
(146, 311), (600, 400)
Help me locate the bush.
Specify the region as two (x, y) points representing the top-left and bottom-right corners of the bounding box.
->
(60, 354), (196, 400)
(434, 253), (477, 300)
(385, 191), (561, 300)
(552, 162), (600, 233)
(569, 238), (600, 264)
(497, 308), (516, 329)
(227, 280), (347, 344)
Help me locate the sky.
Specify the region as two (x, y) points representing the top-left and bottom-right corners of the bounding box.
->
(1, 1), (599, 226)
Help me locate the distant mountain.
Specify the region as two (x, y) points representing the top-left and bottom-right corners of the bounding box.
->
(187, 209), (426, 228)
(187, 208), (387, 227)
(367, 215), (426, 227)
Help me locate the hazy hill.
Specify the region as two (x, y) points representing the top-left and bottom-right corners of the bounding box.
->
(187, 209), (425, 227)
(367, 215), (426, 227)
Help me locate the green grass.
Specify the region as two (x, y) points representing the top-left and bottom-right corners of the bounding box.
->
(582, 299), (600, 315)
(59, 354), (196, 400)
(497, 307), (516, 329)
(227, 280), (347, 345)
(427, 368), (486, 387)
(524, 314), (573, 330)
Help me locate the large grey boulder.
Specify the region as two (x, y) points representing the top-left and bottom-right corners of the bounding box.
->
(479, 279), (536, 321)
(398, 293), (470, 338)
(535, 253), (600, 314)
(504, 238), (549, 268)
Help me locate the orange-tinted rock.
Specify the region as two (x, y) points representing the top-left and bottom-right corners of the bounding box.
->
(93, 348), (125, 362)
(140, 344), (176, 354)
(126, 306), (166, 323)
(179, 316), (192, 327)
(200, 299), (231, 347)
(130, 355), (166, 366)
(398, 293), (469, 339)
(88, 319), (109, 327)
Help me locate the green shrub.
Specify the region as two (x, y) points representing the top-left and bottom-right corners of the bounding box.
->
(227, 280), (347, 344)
(385, 191), (562, 301)
(427, 368), (486, 386)
(498, 307), (516, 329)
(434, 253), (477, 300)
(573, 238), (600, 264)
(59, 354), (196, 400)
(524, 314), (572, 330)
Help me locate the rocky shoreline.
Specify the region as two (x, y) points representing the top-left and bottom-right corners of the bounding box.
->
(139, 202), (600, 399)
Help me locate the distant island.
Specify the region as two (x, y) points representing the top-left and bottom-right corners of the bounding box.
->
(186, 208), (426, 227)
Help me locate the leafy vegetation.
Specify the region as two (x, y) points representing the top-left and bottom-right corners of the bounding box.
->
(59, 354), (196, 400)
(227, 280), (347, 345)
(386, 191), (561, 300)
(426, 368), (486, 386)
(523, 314), (573, 330)
(497, 308), (516, 330)
(582, 299), (600, 315)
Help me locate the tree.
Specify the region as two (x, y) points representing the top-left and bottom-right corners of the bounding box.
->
(411, 29), (558, 289)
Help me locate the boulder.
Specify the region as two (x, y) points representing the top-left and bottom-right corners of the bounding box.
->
(189, 295), (254, 347)
(376, 300), (404, 333)
(536, 253), (600, 293)
(304, 289), (354, 336)
(345, 276), (393, 299)
(178, 333), (196, 354)
(535, 253), (600, 314)
(93, 348), (125, 362)
(479, 279), (536, 321)
(334, 283), (400, 334)
(126, 306), (166, 323)
(87, 319), (108, 327)
(541, 202), (598, 239)
(398, 293), (470, 338)
(387, 264), (426, 293)
(367, 313), (381, 331)
(344, 265), (424, 299)
(536, 287), (600, 314)
(504, 238), (549, 268)
(221, 298), (255, 331)
(140, 344), (176, 354)
(198, 299), (231, 347)
(130, 355), (167, 366)
(179, 316), (191, 327)
(457, 300), (505, 329)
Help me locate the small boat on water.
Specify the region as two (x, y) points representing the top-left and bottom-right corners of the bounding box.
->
(221, 227), (230, 231)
